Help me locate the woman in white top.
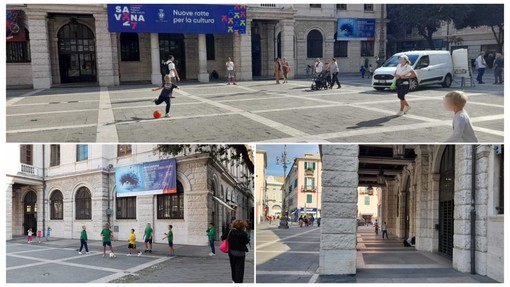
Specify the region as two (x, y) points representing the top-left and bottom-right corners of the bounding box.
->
(394, 55), (416, 116)
(226, 57), (236, 85)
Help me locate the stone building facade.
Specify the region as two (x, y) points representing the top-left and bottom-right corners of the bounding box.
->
(264, 175), (284, 217)
(319, 144), (504, 282)
(255, 149), (266, 223)
(285, 153), (322, 219)
(6, 4), (386, 89)
(6, 144), (254, 246)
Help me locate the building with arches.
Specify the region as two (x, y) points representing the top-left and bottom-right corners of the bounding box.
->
(6, 144), (254, 246)
(6, 4), (386, 89)
(319, 144), (504, 282)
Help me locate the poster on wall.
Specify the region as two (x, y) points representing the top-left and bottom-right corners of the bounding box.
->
(107, 4), (247, 34)
(6, 10), (26, 42)
(336, 18), (375, 41)
(115, 158), (177, 197)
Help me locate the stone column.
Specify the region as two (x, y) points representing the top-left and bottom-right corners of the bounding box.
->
(27, 11), (52, 89)
(233, 20), (252, 81)
(6, 183), (13, 240)
(94, 13), (118, 86)
(319, 145), (358, 278)
(452, 145), (473, 273)
(197, 34), (209, 83)
(150, 33), (162, 85)
(280, 20), (295, 79)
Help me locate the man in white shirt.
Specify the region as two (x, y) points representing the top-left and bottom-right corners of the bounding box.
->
(226, 57), (236, 85)
(165, 55), (180, 83)
(314, 58), (323, 77)
(475, 52), (487, 84)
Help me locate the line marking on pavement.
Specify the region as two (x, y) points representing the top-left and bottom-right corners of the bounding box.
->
(473, 126), (505, 137)
(256, 241), (320, 244)
(6, 89), (45, 106)
(7, 99), (99, 108)
(176, 89), (308, 138)
(90, 256), (169, 283)
(308, 268), (320, 283)
(9, 247), (56, 254)
(115, 112), (239, 126)
(361, 264), (446, 269)
(96, 87), (119, 142)
(256, 228), (318, 249)
(260, 114), (504, 143)
(256, 271), (315, 276)
(7, 108), (99, 117)
(256, 250), (320, 254)
(6, 124), (97, 134)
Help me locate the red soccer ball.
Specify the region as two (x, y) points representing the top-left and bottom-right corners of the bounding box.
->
(153, 110), (161, 119)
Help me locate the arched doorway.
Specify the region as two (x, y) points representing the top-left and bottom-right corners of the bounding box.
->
(251, 30), (261, 77)
(277, 32), (282, 59)
(23, 191), (37, 235)
(159, 34), (186, 80)
(438, 145), (455, 258)
(57, 22), (97, 83)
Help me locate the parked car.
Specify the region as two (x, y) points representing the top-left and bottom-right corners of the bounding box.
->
(372, 50), (454, 91)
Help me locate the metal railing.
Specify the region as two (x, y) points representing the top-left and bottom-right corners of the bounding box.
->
(301, 185), (317, 193)
(20, 163), (37, 175)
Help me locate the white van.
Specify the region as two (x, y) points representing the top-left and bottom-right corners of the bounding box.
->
(372, 50), (454, 91)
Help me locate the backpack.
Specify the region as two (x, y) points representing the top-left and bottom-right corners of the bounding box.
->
(161, 61), (170, 75)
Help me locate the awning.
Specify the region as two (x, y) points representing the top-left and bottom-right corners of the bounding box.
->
(212, 195), (234, 211)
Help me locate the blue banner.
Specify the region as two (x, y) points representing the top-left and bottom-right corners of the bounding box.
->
(115, 158), (177, 197)
(337, 18), (375, 41)
(107, 4), (247, 34)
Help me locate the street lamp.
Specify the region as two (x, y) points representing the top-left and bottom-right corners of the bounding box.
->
(276, 145), (291, 229)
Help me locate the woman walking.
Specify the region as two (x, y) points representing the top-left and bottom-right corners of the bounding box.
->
(274, 58), (282, 84)
(222, 220), (250, 283)
(282, 57), (289, 83)
(394, 55), (416, 116)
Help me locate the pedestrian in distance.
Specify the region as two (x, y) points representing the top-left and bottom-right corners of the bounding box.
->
(475, 52), (487, 84)
(381, 222), (388, 239)
(27, 228), (33, 243)
(314, 58), (323, 77)
(165, 55), (180, 83)
(151, 75), (180, 118)
(143, 223), (154, 253)
(329, 58), (341, 89)
(368, 64), (374, 79)
(78, 225), (89, 255)
(444, 91), (478, 143)
(274, 58), (282, 84)
(317, 217), (321, 227)
(127, 229), (142, 256)
(299, 216), (304, 228)
(226, 57), (237, 85)
(493, 53), (504, 85)
(310, 215), (315, 226)
(222, 220), (250, 283)
(360, 65), (366, 78)
(101, 223), (115, 258)
(162, 225), (175, 257)
(207, 222), (216, 256)
(394, 55), (416, 116)
(374, 221), (379, 235)
(282, 57), (290, 84)
(36, 229), (42, 243)
(46, 226), (52, 241)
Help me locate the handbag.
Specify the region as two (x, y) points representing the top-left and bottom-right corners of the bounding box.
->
(219, 230), (231, 253)
(390, 78), (397, 90)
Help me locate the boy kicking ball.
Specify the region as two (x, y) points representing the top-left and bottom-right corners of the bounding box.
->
(162, 225), (175, 257)
(152, 75), (180, 118)
(127, 229), (142, 256)
(101, 223), (116, 258)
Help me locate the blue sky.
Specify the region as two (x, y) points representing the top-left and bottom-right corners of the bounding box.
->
(257, 144), (319, 177)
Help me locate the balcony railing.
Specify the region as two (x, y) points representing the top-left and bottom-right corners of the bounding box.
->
(259, 4), (277, 8)
(301, 185), (317, 193)
(20, 163), (37, 175)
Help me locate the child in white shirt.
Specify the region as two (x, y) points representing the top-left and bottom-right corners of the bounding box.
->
(444, 91), (478, 142)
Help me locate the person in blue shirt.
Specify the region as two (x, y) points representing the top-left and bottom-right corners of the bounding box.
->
(151, 75), (180, 118)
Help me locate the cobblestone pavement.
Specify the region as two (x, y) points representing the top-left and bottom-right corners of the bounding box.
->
(255, 223), (497, 283)
(6, 77), (504, 143)
(7, 237), (253, 283)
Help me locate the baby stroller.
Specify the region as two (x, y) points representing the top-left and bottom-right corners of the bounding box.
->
(311, 70), (331, 90)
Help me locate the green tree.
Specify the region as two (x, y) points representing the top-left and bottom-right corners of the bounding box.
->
(388, 4), (457, 50)
(449, 4), (504, 52)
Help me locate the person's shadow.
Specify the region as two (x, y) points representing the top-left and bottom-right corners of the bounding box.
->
(346, 115), (398, 129)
